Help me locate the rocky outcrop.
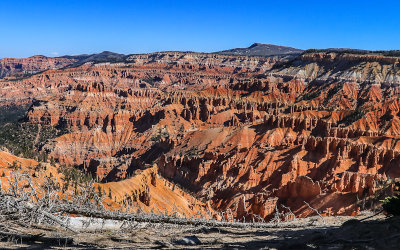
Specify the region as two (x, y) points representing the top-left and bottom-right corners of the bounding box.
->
(97, 165), (211, 217)
(274, 52), (400, 84)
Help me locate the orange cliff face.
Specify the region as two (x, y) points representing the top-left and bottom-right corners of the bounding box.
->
(1, 51), (400, 221)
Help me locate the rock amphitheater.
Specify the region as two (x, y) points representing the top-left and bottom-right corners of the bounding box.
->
(1, 50), (400, 222)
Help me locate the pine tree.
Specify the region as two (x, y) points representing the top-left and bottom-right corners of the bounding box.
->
(97, 186), (102, 198)
(382, 182), (400, 216)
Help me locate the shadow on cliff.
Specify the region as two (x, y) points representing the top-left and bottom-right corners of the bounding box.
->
(249, 123), (271, 136)
(123, 140), (173, 179)
(132, 110), (165, 133)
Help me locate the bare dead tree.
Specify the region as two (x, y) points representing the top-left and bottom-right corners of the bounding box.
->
(281, 204), (296, 221)
(304, 201), (325, 224)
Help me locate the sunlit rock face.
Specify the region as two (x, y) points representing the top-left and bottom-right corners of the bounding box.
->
(2, 50), (400, 220)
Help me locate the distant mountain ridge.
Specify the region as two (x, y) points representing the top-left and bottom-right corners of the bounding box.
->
(0, 55), (76, 79)
(216, 43), (304, 57)
(4, 45), (400, 79)
(59, 51), (127, 66)
(0, 51), (128, 79)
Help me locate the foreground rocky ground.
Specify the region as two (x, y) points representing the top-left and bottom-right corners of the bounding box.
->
(0, 213), (398, 249)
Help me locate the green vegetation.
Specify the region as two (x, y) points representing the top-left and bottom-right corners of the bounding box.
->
(337, 110), (364, 126)
(59, 167), (94, 193)
(4, 71), (45, 82)
(323, 83), (343, 106)
(141, 76), (162, 86)
(0, 105), (30, 125)
(382, 182), (400, 216)
(186, 147), (201, 158)
(150, 128), (169, 143)
(301, 89), (321, 101)
(10, 161), (21, 170)
(0, 103), (66, 159)
(0, 122), (68, 159)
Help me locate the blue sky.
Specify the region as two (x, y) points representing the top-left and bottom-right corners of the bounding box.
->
(1, 0), (400, 58)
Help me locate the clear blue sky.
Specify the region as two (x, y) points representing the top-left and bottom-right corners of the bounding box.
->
(1, 0), (400, 58)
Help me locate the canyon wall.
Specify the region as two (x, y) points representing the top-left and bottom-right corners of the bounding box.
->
(1, 51), (400, 220)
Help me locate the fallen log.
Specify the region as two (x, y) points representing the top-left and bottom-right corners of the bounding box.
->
(24, 202), (79, 233)
(53, 204), (319, 229)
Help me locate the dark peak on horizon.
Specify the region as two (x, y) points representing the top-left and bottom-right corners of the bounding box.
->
(59, 51), (127, 67)
(59, 51), (125, 59)
(248, 43), (268, 49)
(216, 43), (304, 57)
